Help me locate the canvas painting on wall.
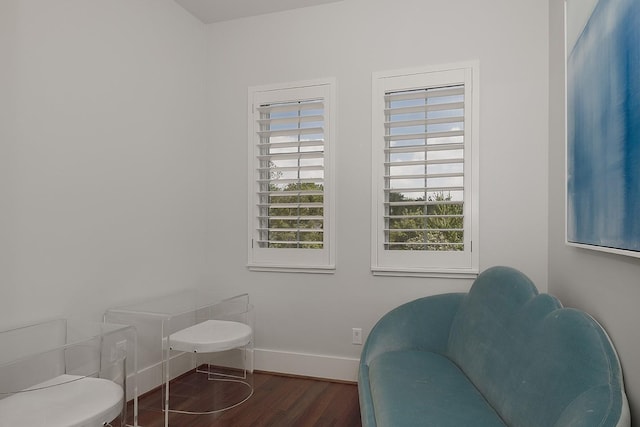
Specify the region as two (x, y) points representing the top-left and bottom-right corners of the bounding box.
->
(566, 0), (640, 257)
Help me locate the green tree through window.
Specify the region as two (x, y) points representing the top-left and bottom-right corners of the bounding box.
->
(267, 182), (324, 249)
(386, 191), (463, 250)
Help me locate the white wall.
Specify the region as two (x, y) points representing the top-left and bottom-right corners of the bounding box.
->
(206, 0), (549, 380)
(0, 0), (209, 328)
(548, 0), (640, 420)
(0, 0), (550, 385)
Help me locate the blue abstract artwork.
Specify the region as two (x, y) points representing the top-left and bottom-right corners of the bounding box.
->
(567, 0), (640, 255)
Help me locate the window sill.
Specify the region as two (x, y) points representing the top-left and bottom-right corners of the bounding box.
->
(371, 266), (478, 279)
(247, 264), (336, 274)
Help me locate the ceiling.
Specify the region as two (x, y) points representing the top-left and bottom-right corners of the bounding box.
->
(174, 0), (343, 24)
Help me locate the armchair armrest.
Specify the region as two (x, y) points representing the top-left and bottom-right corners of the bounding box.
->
(358, 293), (465, 427)
(360, 293), (465, 368)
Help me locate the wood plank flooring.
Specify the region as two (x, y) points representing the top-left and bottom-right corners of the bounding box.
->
(122, 370), (362, 427)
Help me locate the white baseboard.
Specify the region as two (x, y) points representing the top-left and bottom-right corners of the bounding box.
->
(254, 348), (359, 382)
(128, 348), (359, 399)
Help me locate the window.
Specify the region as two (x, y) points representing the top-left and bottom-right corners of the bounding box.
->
(371, 63), (479, 277)
(248, 79), (335, 272)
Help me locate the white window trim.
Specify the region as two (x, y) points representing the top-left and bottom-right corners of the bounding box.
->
(371, 62), (480, 278)
(247, 78), (336, 273)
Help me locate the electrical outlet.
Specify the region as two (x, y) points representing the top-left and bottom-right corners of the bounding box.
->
(352, 328), (363, 345)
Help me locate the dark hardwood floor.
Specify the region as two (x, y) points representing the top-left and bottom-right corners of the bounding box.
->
(122, 370), (362, 427)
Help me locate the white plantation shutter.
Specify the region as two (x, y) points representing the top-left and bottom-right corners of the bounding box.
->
(256, 99), (325, 249)
(384, 85), (465, 250)
(248, 80), (335, 272)
(372, 64), (479, 276)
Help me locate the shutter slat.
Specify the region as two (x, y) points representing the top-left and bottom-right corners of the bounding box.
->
(385, 143), (464, 154)
(257, 139), (323, 149)
(258, 115), (324, 126)
(257, 215), (324, 221)
(385, 228), (464, 233)
(385, 86), (464, 102)
(385, 200), (464, 207)
(385, 130), (464, 142)
(385, 101), (465, 115)
(385, 172), (463, 180)
(385, 241), (463, 247)
(258, 178), (324, 185)
(385, 158), (464, 167)
(257, 100), (324, 114)
(385, 214), (463, 219)
(385, 186), (464, 193)
(258, 151), (324, 160)
(258, 126), (324, 138)
(258, 203), (323, 209)
(385, 116), (463, 129)
(258, 165), (324, 173)
(258, 228), (323, 232)
(256, 241), (323, 246)
(259, 190), (323, 196)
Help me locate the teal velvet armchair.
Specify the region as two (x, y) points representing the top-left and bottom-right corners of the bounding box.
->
(358, 266), (630, 427)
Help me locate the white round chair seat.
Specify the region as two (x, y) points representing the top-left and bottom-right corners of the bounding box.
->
(0, 374), (123, 427)
(168, 319), (252, 353)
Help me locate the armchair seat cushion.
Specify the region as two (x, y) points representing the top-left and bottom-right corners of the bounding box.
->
(369, 351), (506, 427)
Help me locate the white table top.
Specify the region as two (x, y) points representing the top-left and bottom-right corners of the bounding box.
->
(106, 290), (248, 319)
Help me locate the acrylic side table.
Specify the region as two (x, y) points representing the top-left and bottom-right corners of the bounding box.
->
(105, 291), (253, 427)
